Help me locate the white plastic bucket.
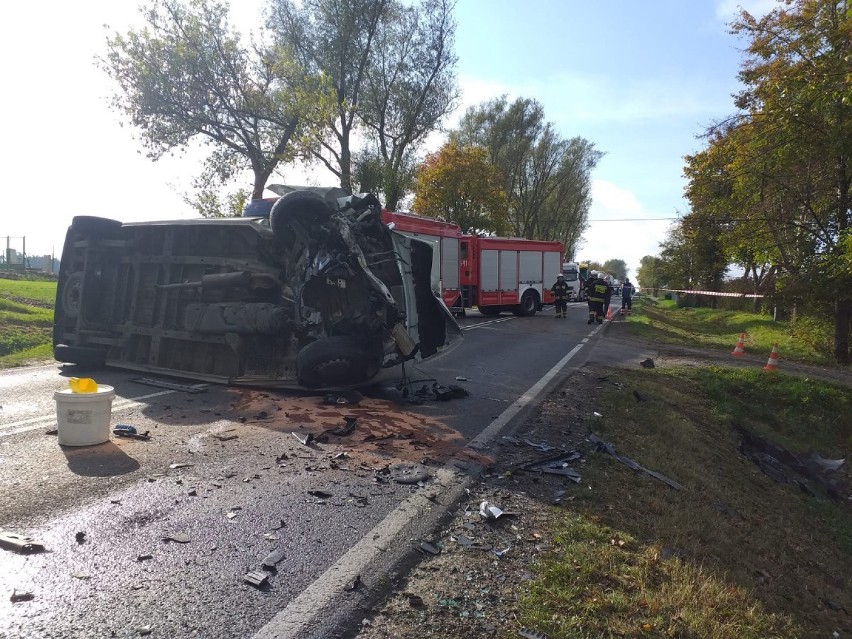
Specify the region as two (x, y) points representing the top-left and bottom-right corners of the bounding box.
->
(54, 385), (115, 446)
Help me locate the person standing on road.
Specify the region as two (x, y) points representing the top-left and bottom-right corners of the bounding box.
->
(586, 272), (607, 324)
(602, 276), (613, 319)
(621, 277), (634, 312)
(551, 273), (570, 318)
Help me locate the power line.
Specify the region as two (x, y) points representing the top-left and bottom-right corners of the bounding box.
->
(587, 217), (680, 222)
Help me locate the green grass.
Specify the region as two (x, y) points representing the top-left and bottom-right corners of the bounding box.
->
(518, 367), (852, 639)
(626, 297), (834, 366)
(0, 277), (56, 366)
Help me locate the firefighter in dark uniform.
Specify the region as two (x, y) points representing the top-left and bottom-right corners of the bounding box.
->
(587, 272), (607, 324)
(551, 273), (570, 318)
(621, 277), (634, 312)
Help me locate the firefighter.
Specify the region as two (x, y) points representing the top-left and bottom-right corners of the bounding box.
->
(602, 276), (613, 319)
(621, 277), (634, 312)
(551, 273), (570, 318)
(586, 272), (607, 324)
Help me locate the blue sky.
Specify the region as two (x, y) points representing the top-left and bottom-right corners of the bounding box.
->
(0, 0), (778, 278)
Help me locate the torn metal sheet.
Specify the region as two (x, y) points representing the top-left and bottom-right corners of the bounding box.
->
(589, 433), (684, 491)
(113, 424), (151, 440)
(0, 532), (45, 554)
(10, 591), (35, 603)
(522, 454), (583, 483)
(132, 377), (208, 393)
(418, 542), (441, 555)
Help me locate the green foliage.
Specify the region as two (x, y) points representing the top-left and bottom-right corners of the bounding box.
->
(102, 0), (335, 198)
(602, 258), (627, 280)
(453, 95), (602, 255)
(412, 142), (509, 234)
(0, 278), (55, 365)
(636, 255), (663, 291)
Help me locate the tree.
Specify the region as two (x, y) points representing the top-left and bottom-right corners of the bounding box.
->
(726, 0), (852, 362)
(359, 0), (460, 209)
(602, 259), (628, 281)
(453, 96), (602, 256)
(103, 0), (333, 204)
(412, 142), (508, 234)
(636, 255), (663, 293)
(268, 0), (389, 192)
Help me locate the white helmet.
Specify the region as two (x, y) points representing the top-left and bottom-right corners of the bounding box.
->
(557, 273), (564, 278)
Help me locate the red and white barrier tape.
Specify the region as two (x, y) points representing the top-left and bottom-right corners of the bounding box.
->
(658, 288), (765, 299)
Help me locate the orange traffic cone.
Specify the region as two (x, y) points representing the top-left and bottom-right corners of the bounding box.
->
(763, 344), (780, 372)
(731, 333), (746, 357)
(605, 307), (613, 321)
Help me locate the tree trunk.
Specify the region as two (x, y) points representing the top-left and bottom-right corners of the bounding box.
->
(252, 173), (266, 200)
(340, 144), (352, 193)
(834, 297), (851, 365)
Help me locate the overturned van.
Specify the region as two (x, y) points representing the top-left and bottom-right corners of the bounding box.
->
(53, 188), (462, 388)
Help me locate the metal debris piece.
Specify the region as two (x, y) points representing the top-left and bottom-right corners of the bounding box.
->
(640, 358), (655, 369)
(553, 489), (567, 504)
(45, 428), (58, 436)
(162, 533), (191, 544)
(406, 593), (425, 607)
(271, 519), (286, 530)
(169, 463), (194, 470)
(0, 532), (45, 554)
(10, 591), (35, 603)
(307, 490), (333, 499)
(433, 383), (469, 401)
(243, 571), (270, 588)
(418, 541), (440, 555)
(389, 462), (430, 484)
(332, 452), (348, 460)
(344, 575), (361, 591)
(72, 572), (91, 580)
(75, 531), (86, 544)
(213, 433), (239, 442)
(519, 628), (550, 639)
(226, 512), (238, 520)
(493, 546), (511, 558)
(292, 431), (314, 446)
(137, 626), (153, 636)
(593, 411), (603, 418)
(454, 535), (476, 547)
(479, 501), (506, 521)
(455, 376), (469, 381)
(523, 439), (556, 453)
(261, 549), (286, 570)
(322, 390), (363, 406)
(137, 554), (153, 562)
(113, 424), (151, 440)
(589, 433), (684, 491)
(501, 436), (521, 445)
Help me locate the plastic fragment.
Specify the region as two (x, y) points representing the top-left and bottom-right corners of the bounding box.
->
(243, 571), (270, 588)
(169, 463), (193, 469)
(0, 532), (45, 554)
(418, 541), (440, 555)
(307, 490), (333, 499)
(10, 591), (34, 603)
(162, 533), (191, 544)
(261, 549), (286, 570)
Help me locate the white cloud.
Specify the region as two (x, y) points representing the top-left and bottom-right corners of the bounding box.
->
(715, 0), (780, 21)
(574, 180), (677, 279)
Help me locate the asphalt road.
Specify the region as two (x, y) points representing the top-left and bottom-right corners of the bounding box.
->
(0, 302), (603, 639)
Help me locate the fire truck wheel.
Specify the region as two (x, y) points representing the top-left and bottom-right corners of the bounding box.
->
(478, 306), (501, 316)
(515, 290), (539, 316)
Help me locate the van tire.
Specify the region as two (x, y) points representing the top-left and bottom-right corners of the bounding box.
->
(270, 190), (334, 244)
(54, 344), (106, 368)
(60, 272), (84, 319)
(296, 336), (381, 387)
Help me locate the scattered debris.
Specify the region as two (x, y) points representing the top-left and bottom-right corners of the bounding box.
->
(593, 411), (603, 418)
(388, 462), (431, 484)
(479, 501), (517, 521)
(213, 433), (239, 442)
(261, 549), (286, 571)
(307, 490), (333, 499)
(434, 383), (469, 401)
(244, 571), (270, 588)
(589, 433), (684, 491)
(10, 591), (35, 603)
(271, 519), (286, 530)
(113, 424), (151, 440)
(455, 376), (469, 381)
(253, 411), (270, 420)
(226, 512), (238, 520)
(640, 358), (656, 369)
(0, 532), (45, 554)
(132, 377), (208, 393)
(322, 390), (363, 406)
(137, 554), (153, 562)
(519, 628), (550, 639)
(292, 431), (314, 446)
(523, 439), (557, 453)
(72, 573), (91, 580)
(136, 626), (153, 637)
(344, 574), (362, 591)
(493, 545), (511, 558)
(737, 426), (849, 501)
(162, 533), (191, 544)
(75, 531), (86, 544)
(169, 463), (194, 470)
(418, 542), (441, 555)
(45, 428), (58, 436)
(406, 593), (425, 608)
(521, 453), (582, 482)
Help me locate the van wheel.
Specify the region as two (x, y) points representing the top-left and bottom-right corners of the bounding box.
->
(270, 190), (334, 245)
(60, 272), (84, 319)
(296, 336), (381, 387)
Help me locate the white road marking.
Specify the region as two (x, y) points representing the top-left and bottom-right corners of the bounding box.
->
(0, 390), (176, 438)
(251, 322), (603, 639)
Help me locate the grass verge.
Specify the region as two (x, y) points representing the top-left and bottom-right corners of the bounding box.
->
(625, 297), (834, 366)
(0, 278), (56, 367)
(519, 366), (852, 638)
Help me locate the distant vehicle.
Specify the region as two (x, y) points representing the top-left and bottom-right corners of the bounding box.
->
(562, 261), (581, 300)
(382, 211), (564, 317)
(53, 189), (461, 388)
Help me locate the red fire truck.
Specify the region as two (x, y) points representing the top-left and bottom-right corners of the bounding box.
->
(381, 210), (563, 316)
